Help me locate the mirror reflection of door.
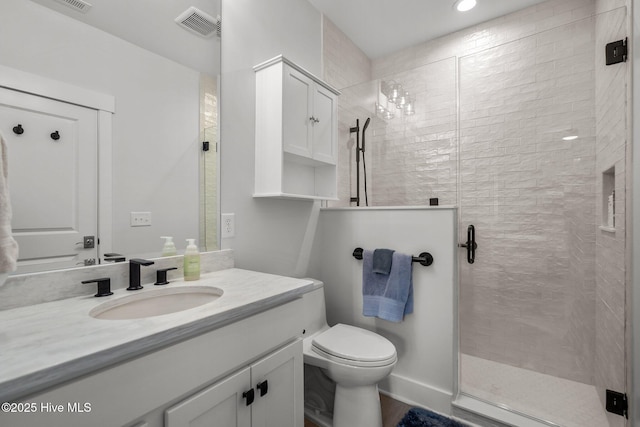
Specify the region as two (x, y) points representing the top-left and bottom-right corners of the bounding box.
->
(0, 87), (98, 273)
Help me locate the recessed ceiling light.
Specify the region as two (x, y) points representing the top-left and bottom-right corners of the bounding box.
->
(455, 0), (477, 12)
(562, 135), (578, 141)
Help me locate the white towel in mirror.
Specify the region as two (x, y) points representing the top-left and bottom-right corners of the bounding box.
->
(0, 133), (19, 274)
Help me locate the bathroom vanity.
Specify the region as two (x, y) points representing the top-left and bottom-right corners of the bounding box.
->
(0, 267), (315, 427)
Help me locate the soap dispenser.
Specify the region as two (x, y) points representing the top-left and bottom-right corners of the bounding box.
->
(184, 238), (200, 281)
(161, 236), (177, 256)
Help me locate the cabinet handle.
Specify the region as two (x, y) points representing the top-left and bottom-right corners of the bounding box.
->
(242, 388), (255, 406)
(257, 380), (269, 397)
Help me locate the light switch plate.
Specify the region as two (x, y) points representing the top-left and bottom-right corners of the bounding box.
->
(130, 212), (151, 227)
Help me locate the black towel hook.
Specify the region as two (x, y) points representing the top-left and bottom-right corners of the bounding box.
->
(50, 130), (60, 141)
(13, 124), (24, 135)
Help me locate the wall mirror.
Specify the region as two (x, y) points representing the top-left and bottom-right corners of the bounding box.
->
(0, 0), (220, 274)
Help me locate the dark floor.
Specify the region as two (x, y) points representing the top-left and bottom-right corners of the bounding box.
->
(304, 393), (413, 427)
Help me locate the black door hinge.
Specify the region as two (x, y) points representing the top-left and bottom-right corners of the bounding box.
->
(606, 389), (628, 418)
(202, 141), (210, 152)
(606, 38), (627, 65)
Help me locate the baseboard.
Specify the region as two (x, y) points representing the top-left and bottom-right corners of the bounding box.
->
(379, 372), (453, 415)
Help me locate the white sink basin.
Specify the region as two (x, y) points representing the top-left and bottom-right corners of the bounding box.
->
(90, 286), (223, 320)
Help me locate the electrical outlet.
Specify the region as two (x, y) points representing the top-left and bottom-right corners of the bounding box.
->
(221, 213), (235, 238)
(130, 212), (151, 227)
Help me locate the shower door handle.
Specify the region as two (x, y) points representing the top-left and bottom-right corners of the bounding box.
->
(459, 224), (477, 264)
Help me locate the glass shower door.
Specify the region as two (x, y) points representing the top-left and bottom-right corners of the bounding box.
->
(457, 9), (627, 427)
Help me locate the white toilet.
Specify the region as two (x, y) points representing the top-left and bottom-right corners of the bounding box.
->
(302, 280), (397, 427)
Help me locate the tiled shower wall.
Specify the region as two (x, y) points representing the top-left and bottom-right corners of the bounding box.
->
(329, 59), (457, 207)
(322, 17), (372, 206)
(322, 17), (371, 92)
(369, 59), (457, 206)
(322, 0), (629, 413)
(328, 0), (600, 210)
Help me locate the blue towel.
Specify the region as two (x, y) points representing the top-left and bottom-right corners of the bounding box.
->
(362, 250), (413, 322)
(372, 248), (394, 274)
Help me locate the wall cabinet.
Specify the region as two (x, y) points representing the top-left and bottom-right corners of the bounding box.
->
(165, 340), (302, 427)
(254, 55), (340, 200)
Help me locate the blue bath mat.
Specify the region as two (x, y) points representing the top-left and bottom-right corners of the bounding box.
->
(397, 407), (468, 427)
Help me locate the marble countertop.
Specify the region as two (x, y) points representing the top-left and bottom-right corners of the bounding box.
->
(0, 268), (315, 403)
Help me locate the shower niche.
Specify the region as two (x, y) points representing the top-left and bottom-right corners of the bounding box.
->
(600, 166), (615, 232)
(253, 55), (339, 200)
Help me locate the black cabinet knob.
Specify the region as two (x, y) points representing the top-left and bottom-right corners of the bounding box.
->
(242, 388), (255, 406)
(257, 380), (268, 397)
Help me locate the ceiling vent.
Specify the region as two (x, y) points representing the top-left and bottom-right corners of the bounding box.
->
(175, 7), (220, 38)
(52, 0), (92, 13)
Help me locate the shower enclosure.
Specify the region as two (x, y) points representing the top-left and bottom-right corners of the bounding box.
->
(336, 3), (628, 426)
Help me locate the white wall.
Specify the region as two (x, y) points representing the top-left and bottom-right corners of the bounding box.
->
(220, 0), (323, 275)
(307, 207), (457, 414)
(0, 0), (200, 258)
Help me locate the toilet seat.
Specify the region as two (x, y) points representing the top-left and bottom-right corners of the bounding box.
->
(311, 323), (397, 367)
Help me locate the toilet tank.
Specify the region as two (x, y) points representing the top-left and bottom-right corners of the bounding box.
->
(300, 279), (328, 336)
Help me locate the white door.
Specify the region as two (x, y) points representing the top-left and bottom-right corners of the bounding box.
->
(165, 367), (252, 427)
(251, 340), (303, 427)
(0, 87), (98, 273)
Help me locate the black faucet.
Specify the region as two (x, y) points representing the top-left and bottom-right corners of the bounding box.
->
(82, 277), (113, 297)
(127, 258), (155, 291)
(104, 252), (126, 263)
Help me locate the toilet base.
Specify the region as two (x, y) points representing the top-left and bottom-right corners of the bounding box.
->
(333, 383), (382, 427)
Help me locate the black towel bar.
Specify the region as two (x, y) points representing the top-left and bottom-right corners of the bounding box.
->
(352, 247), (433, 267)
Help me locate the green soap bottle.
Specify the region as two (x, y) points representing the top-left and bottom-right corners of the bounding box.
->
(183, 238), (200, 281)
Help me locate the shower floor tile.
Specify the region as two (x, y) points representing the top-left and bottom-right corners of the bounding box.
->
(460, 354), (608, 427)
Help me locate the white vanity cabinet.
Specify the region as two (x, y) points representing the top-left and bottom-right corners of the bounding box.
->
(254, 55), (340, 200)
(2, 298), (305, 427)
(167, 366), (252, 427)
(165, 340), (302, 427)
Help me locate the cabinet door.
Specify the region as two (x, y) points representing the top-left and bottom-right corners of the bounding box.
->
(251, 340), (303, 427)
(282, 66), (313, 158)
(165, 367), (252, 427)
(311, 84), (337, 164)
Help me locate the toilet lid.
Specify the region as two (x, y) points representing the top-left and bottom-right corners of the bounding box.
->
(311, 324), (396, 367)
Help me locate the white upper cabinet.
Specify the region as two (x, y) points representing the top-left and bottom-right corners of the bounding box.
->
(254, 56), (339, 200)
